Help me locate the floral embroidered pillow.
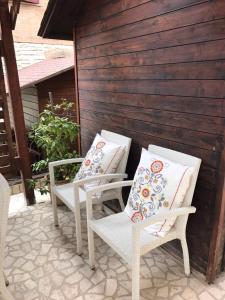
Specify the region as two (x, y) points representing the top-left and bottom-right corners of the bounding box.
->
(125, 148), (194, 237)
(75, 133), (125, 190)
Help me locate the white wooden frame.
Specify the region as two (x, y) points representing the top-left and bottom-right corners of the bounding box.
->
(86, 145), (201, 300)
(0, 174), (14, 300)
(49, 130), (131, 254)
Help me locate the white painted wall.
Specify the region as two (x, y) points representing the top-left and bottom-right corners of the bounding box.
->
(22, 87), (39, 128)
(14, 42), (73, 70)
(8, 87), (39, 129)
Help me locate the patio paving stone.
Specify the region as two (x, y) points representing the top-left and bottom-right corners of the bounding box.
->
(1, 194), (225, 300)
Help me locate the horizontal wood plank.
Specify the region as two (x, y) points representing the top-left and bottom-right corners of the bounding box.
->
(78, 0), (207, 37)
(0, 154), (10, 166)
(80, 100), (224, 134)
(79, 61), (225, 81)
(80, 110), (222, 151)
(78, 18), (225, 59)
(0, 165), (12, 175)
(0, 133), (7, 143)
(0, 121), (5, 131)
(80, 119), (220, 169)
(78, 39), (225, 70)
(79, 90), (224, 117)
(78, 0), (224, 48)
(0, 144), (8, 155)
(78, 0), (150, 29)
(79, 79), (225, 99)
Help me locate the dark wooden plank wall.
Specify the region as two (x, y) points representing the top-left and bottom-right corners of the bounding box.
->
(75, 0), (225, 275)
(36, 70), (77, 121)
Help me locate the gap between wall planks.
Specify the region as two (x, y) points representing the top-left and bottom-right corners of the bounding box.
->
(73, 25), (81, 155)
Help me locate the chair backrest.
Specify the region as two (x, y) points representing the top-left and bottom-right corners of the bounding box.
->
(148, 145), (201, 207)
(148, 145), (201, 233)
(0, 174), (11, 265)
(101, 130), (132, 174)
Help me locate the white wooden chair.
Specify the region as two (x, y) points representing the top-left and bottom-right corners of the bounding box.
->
(86, 145), (201, 300)
(49, 130), (132, 254)
(0, 174), (14, 300)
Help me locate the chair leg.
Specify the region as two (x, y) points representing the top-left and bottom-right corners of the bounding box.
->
(74, 208), (83, 255)
(88, 225), (95, 270)
(181, 237), (190, 276)
(118, 193), (125, 211)
(132, 253), (140, 300)
(4, 273), (9, 286)
(51, 192), (59, 226)
(0, 273), (14, 300)
(100, 203), (104, 212)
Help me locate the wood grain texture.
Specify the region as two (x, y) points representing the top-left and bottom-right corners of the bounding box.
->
(0, 40), (15, 177)
(0, 2), (35, 202)
(74, 0), (225, 280)
(78, 18), (225, 59)
(78, 0), (225, 48)
(78, 39), (225, 70)
(78, 0), (207, 37)
(36, 70), (77, 119)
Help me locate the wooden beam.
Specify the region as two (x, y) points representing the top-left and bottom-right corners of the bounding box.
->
(0, 55), (16, 176)
(206, 123), (225, 282)
(10, 0), (21, 29)
(0, 40), (3, 57)
(73, 25), (81, 155)
(0, 2), (35, 204)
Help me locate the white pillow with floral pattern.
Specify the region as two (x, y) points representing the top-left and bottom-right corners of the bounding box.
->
(125, 148), (194, 237)
(75, 133), (125, 190)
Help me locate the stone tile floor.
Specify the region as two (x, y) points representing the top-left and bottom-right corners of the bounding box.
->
(2, 193), (225, 300)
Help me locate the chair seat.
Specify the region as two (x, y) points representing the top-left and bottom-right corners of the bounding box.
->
(89, 212), (177, 264)
(53, 183), (119, 212)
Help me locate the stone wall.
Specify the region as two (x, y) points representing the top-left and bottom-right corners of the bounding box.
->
(15, 42), (73, 70)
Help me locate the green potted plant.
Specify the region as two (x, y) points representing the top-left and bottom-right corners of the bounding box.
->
(28, 100), (80, 196)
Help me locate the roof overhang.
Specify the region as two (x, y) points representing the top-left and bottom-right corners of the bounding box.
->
(38, 0), (85, 40)
(5, 56), (74, 93)
(21, 65), (74, 89)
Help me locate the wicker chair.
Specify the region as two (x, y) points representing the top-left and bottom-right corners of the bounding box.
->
(49, 130), (132, 254)
(86, 145), (201, 300)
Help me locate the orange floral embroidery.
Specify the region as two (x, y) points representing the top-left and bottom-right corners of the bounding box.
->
(142, 188), (150, 198)
(85, 159), (91, 166)
(131, 211), (143, 223)
(151, 160), (163, 173)
(96, 141), (106, 149)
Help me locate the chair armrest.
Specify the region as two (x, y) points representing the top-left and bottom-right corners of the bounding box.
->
(49, 158), (84, 169)
(74, 173), (128, 187)
(86, 180), (134, 196)
(86, 180), (134, 220)
(133, 206), (196, 232)
(49, 158), (84, 186)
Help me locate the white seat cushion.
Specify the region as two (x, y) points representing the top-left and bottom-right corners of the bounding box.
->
(89, 212), (177, 264)
(53, 183), (87, 211)
(53, 183), (119, 211)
